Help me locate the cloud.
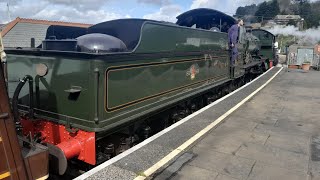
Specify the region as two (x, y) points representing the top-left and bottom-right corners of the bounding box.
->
(0, 0), (129, 24)
(45, 0), (111, 10)
(33, 7), (130, 24)
(137, 0), (170, 6)
(143, 4), (182, 22)
(0, 1), (49, 23)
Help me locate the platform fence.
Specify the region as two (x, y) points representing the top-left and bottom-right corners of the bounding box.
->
(287, 52), (320, 70)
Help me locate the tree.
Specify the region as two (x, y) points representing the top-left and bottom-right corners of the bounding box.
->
(293, 0), (312, 28)
(269, 0), (280, 17)
(254, 0), (280, 22)
(235, 0), (320, 28)
(309, 1), (320, 27)
(235, 4), (258, 16)
(255, 2), (268, 22)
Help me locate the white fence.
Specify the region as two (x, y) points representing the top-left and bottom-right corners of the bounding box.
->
(287, 47), (320, 70)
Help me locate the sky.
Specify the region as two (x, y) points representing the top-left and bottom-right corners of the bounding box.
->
(0, 0), (316, 24)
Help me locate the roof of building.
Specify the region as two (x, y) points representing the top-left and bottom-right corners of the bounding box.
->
(1, 17), (92, 37)
(2, 17), (92, 48)
(275, 15), (302, 20)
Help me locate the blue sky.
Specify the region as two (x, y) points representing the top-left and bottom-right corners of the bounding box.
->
(0, 0), (316, 24)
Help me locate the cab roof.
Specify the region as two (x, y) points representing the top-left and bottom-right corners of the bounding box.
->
(176, 8), (236, 32)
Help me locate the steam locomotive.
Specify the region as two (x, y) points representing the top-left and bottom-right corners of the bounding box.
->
(4, 8), (276, 175)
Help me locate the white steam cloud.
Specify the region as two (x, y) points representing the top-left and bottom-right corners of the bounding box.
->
(265, 25), (320, 45)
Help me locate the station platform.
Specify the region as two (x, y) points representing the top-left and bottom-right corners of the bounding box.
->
(163, 68), (320, 180)
(76, 67), (320, 180)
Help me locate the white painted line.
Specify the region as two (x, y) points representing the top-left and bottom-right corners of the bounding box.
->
(134, 67), (283, 179)
(75, 67), (278, 180)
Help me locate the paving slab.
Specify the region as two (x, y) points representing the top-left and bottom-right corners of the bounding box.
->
(189, 147), (231, 172)
(236, 142), (309, 173)
(247, 162), (308, 180)
(265, 133), (310, 155)
(189, 147), (255, 179)
(217, 116), (260, 131)
(308, 161), (320, 180)
(215, 174), (239, 180)
(196, 128), (268, 155)
(253, 123), (311, 137)
(170, 165), (218, 180)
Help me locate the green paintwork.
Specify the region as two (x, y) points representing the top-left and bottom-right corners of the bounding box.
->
(6, 21), (251, 136)
(252, 29), (275, 62)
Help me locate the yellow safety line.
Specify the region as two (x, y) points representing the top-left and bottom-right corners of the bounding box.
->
(0, 172), (10, 179)
(134, 67), (283, 180)
(36, 174), (49, 180)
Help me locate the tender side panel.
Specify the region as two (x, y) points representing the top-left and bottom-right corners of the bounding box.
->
(7, 55), (94, 128)
(106, 57), (229, 112)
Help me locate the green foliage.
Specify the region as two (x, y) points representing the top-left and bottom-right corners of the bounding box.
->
(276, 35), (296, 51)
(305, 1), (320, 28)
(235, 4), (259, 23)
(255, 0), (280, 22)
(279, 0), (318, 28)
(236, 0), (280, 22)
(235, 4), (257, 16)
(236, 0), (320, 29)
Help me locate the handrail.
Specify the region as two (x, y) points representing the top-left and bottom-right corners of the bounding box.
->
(0, 32), (3, 52)
(0, 33), (8, 88)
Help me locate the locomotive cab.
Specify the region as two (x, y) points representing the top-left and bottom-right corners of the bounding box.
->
(252, 29), (278, 66)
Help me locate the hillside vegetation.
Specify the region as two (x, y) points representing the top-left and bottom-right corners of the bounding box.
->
(236, 0), (320, 29)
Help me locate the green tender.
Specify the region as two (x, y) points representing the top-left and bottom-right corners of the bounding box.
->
(7, 21), (233, 136)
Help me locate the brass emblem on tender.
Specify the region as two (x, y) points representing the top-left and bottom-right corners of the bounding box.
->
(219, 38), (227, 49)
(186, 64), (200, 80)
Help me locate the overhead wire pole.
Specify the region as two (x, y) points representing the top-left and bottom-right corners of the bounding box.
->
(7, 1), (11, 21)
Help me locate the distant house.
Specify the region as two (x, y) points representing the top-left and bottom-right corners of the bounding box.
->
(1, 17), (92, 48)
(274, 15), (304, 30)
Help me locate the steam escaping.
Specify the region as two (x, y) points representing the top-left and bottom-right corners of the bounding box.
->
(265, 25), (320, 45)
(278, 0), (291, 13)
